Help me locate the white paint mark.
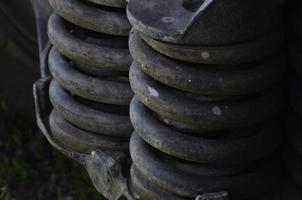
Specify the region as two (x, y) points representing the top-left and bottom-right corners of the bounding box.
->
(212, 106), (222, 116)
(201, 52), (210, 59)
(147, 86), (159, 97)
(162, 17), (175, 23)
(188, 79), (192, 83)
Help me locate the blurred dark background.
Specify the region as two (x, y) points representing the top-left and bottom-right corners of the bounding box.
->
(0, 1), (100, 199)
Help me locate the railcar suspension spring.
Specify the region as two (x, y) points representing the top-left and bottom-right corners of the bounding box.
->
(42, 0), (133, 198)
(127, 0), (287, 199)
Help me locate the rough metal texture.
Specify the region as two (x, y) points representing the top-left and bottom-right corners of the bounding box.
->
(127, 0), (285, 45)
(127, 0), (286, 199)
(49, 0), (131, 35)
(33, 0), (136, 199)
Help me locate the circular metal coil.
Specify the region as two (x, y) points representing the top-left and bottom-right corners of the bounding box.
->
(130, 133), (280, 199)
(130, 62), (284, 131)
(49, 0), (131, 35)
(127, 0), (285, 45)
(128, 5), (285, 197)
(86, 0), (127, 8)
(49, 47), (133, 105)
(130, 164), (190, 200)
(49, 80), (133, 138)
(130, 97), (282, 165)
(140, 31), (284, 64)
(129, 30), (285, 97)
(49, 109), (129, 153)
(48, 13), (132, 72)
(130, 165), (274, 200)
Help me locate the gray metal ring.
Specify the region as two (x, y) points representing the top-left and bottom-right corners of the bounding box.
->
(48, 13), (132, 71)
(86, 0), (127, 8)
(49, 47), (133, 105)
(129, 62), (284, 130)
(49, 80), (133, 138)
(127, 0), (285, 45)
(49, 0), (131, 35)
(130, 165), (189, 200)
(130, 97), (282, 164)
(141, 31), (284, 64)
(129, 30), (285, 96)
(49, 109), (129, 153)
(130, 133), (280, 199)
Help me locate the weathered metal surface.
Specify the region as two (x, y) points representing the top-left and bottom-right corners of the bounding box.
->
(49, 80), (132, 137)
(129, 30), (285, 97)
(34, 77), (135, 200)
(130, 97), (282, 165)
(140, 30), (284, 64)
(130, 133), (280, 199)
(87, 0), (127, 8)
(48, 48), (133, 105)
(33, 77), (87, 164)
(49, 109), (129, 153)
(130, 62), (284, 131)
(48, 13), (132, 72)
(128, 0), (286, 199)
(33, 0), (138, 199)
(127, 0), (286, 45)
(86, 150), (134, 200)
(49, 0), (130, 35)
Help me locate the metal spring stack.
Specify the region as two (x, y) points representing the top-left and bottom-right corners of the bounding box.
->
(285, 0), (302, 198)
(46, 0), (133, 171)
(127, 0), (286, 199)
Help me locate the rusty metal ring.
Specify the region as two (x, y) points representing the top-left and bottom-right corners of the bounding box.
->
(129, 30), (285, 96)
(49, 109), (129, 153)
(49, 80), (133, 138)
(129, 62), (284, 130)
(48, 13), (132, 71)
(49, 0), (131, 35)
(130, 133), (279, 199)
(49, 48), (133, 105)
(140, 30), (284, 64)
(130, 97), (282, 164)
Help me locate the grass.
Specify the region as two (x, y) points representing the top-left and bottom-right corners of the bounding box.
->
(0, 99), (103, 200)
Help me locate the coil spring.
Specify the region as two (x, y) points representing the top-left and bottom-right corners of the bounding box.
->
(127, 0), (286, 199)
(287, 0), (302, 193)
(47, 0), (133, 155)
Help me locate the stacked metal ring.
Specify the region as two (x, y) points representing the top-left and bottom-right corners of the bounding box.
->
(47, 0), (133, 157)
(286, 0), (302, 198)
(127, 0), (286, 199)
